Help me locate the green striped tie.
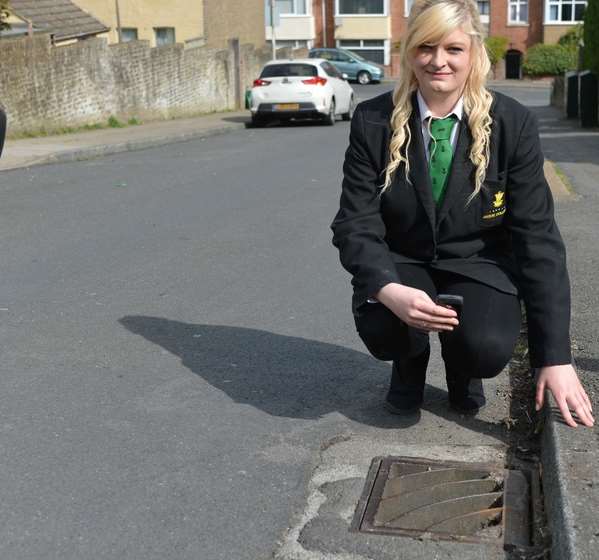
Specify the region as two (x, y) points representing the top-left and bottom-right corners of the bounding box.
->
(428, 115), (458, 205)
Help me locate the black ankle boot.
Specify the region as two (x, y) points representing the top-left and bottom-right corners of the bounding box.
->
(446, 371), (486, 415)
(385, 346), (430, 415)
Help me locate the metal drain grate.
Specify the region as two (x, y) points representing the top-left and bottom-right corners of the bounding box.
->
(350, 456), (540, 550)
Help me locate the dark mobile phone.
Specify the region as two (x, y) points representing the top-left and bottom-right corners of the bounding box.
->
(436, 294), (463, 321)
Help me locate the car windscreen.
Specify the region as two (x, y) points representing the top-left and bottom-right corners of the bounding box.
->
(260, 64), (318, 78)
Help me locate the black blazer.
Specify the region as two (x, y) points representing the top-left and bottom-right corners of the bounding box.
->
(331, 91), (571, 368)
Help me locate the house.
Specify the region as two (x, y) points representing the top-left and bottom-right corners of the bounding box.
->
(204, 0), (265, 49)
(72, 0), (204, 47)
(2, 0), (109, 44)
(264, 0), (317, 50)
(71, 0), (265, 49)
(488, 0), (586, 77)
(268, 0), (587, 78)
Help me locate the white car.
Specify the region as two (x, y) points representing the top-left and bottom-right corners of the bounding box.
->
(249, 58), (356, 127)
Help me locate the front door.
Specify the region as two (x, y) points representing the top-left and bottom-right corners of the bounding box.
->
(505, 50), (522, 80)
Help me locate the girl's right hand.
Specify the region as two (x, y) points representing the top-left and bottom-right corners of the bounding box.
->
(375, 282), (459, 332)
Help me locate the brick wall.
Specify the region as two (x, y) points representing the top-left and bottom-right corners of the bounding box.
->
(0, 35), (285, 136)
(488, 0), (543, 52)
(543, 24), (576, 44)
(313, 0), (324, 47)
(390, 0), (408, 78)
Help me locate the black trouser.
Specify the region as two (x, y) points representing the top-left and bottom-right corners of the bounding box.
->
(354, 264), (522, 380)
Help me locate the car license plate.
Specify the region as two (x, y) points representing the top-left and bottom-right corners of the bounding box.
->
(274, 103), (299, 111)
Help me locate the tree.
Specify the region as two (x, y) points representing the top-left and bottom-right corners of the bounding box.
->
(0, 1), (10, 32)
(485, 36), (508, 77)
(583, 0), (599, 73)
(558, 24), (583, 49)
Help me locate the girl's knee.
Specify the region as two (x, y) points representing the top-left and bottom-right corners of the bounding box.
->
(443, 331), (516, 379)
(354, 304), (410, 361)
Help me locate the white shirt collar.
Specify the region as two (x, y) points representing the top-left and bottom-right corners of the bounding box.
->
(416, 90), (464, 123)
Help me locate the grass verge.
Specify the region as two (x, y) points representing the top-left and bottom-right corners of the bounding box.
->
(551, 162), (576, 195)
(9, 115), (143, 140)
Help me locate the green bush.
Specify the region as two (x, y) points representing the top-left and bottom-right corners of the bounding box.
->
(107, 115), (125, 128)
(522, 44), (577, 76)
(583, 0), (599, 73)
(485, 36), (508, 66)
(0, 1), (10, 31)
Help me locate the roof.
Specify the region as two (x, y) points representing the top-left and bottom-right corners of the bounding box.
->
(8, 0), (110, 41)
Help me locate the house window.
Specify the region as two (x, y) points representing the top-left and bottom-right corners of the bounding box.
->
(121, 28), (138, 42)
(478, 0), (490, 15)
(509, 0), (528, 22)
(154, 27), (175, 46)
(546, 0), (586, 22)
(338, 0), (385, 15)
(276, 0), (307, 14)
(275, 39), (310, 48)
(338, 39), (385, 64)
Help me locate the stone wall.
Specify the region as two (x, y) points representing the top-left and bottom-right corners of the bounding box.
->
(0, 34), (285, 136)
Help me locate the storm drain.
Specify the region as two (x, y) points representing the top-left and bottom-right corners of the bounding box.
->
(350, 456), (541, 551)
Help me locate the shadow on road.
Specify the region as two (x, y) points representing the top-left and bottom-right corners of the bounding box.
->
(119, 315), (507, 440)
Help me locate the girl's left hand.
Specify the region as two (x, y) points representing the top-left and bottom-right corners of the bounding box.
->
(536, 364), (595, 428)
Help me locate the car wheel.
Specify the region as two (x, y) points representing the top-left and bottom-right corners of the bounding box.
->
(357, 71), (372, 85)
(342, 96), (355, 121)
(324, 99), (336, 126)
(251, 115), (266, 128)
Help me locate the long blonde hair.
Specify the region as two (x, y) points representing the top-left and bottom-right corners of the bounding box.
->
(383, 0), (492, 201)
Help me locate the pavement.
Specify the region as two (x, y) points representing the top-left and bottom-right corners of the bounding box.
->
(0, 81), (596, 559)
(0, 111), (249, 172)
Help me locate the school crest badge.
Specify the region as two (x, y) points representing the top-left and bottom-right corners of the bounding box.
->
(493, 191), (504, 208)
(483, 190), (506, 220)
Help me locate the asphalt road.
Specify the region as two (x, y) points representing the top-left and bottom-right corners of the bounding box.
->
(0, 83), (550, 559)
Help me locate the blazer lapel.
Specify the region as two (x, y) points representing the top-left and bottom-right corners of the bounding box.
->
(437, 119), (475, 224)
(406, 96), (436, 232)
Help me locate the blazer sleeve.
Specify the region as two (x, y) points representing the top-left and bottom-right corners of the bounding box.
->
(331, 105), (400, 305)
(505, 110), (571, 368)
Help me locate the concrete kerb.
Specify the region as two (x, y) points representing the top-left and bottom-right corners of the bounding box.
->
(538, 154), (586, 560)
(488, 79), (554, 89)
(3, 123), (247, 171)
(534, 156), (577, 560)
(539, 363), (599, 560)
(541, 392), (578, 560)
(544, 160), (573, 199)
